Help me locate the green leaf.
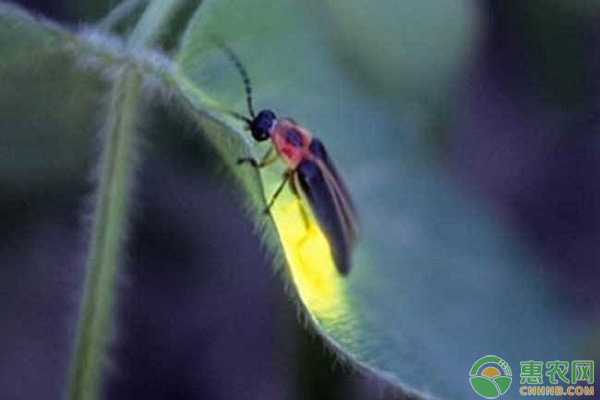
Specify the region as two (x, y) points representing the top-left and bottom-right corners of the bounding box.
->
(314, 0), (478, 101)
(175, 0), (582, 398)
(0, 4), (103, 197)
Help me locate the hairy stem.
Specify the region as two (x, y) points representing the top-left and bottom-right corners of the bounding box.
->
(97, 0), (148, 32)
(127, 0), (184, 48)
(66, 66), (140, 400)
(66, 1), (191, 399)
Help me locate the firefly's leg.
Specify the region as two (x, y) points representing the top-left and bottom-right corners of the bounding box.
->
(263, 170), (291, 214)
(289, 170), (311, 230)
(237, 147), (277, 169)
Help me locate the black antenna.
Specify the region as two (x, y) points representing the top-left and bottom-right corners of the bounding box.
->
(212, 37), (256, 119)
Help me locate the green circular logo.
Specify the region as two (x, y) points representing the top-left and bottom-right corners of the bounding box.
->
(469, 355), (512, 399)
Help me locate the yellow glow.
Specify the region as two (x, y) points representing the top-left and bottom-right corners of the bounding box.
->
(270, 193), (349, 319)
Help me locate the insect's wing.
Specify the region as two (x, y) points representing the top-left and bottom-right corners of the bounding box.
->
(308, 138), (358, 242)
(295, 156), (357, 275)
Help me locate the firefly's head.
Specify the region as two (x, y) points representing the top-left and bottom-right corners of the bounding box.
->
(212, 40), (276, 142)
(250, 109), (277, 141)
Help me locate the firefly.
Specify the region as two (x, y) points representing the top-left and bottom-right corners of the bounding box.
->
(215, 40), (358, 275)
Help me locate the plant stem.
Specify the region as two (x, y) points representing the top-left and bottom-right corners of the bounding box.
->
(97, 0), (148, 32)
(127, 0), (183, 48)
(66, 2), (192, 399)
(66, 66), (140, 400)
